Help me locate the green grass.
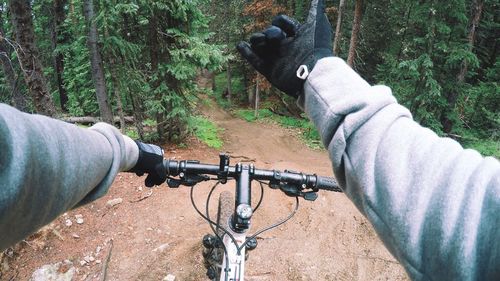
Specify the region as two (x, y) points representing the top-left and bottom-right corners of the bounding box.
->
(457, 129), (500, 159)
(464, 139), (500, 159)
(188, 115), (224, 149)
(235, 108), (274, 122)
(235, 109), (323, 149)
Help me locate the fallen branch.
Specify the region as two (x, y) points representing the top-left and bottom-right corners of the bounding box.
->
(8, 271), (19, 281)
(52, 229), (64, 241)
(247, 271), (272, 280)
(447, 133), (463, 139)
(60, 116), (134, 125)
(100, 239), (114, 281)
(129, 190), (153, 203)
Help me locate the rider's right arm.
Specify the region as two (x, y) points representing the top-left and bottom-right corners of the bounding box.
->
(301, 57), (500, 280)
(0, 103), (138, 251)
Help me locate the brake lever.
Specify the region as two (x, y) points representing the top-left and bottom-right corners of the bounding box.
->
(275, 183), (318, 201)
(166, 174), (210, 188)
(167, 178), (182, 188)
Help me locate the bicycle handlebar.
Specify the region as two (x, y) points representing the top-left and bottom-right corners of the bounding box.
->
(163, 158), (342, 193)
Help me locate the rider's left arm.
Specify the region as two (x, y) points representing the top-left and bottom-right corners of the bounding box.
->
(0, 103), (138, 251)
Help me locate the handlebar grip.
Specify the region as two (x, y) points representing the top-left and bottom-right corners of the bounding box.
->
(315, 176), (342, 192)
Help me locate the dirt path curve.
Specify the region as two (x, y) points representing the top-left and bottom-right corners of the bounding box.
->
(2, 100), (408, 281)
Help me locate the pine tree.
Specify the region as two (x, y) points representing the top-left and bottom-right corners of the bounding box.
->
(8, 0), (56, 116)
(83, 0), (113, 123)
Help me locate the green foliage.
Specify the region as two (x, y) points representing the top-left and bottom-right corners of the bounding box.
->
(12, 0), (227, 143)
(2, 0), (498, 155)
(125, 127), (140, 140)
(367, 0), (499, 142)
(188, 115), (224, 149)
(63, 42), (97, 116)
(211, 72), (247, 108)
(377, 54), (446, 133)
(460, 59), (500, 139)
(143, 119), (157, 126)
(139, 0), (227, 141)
(0, 76), (11, 104)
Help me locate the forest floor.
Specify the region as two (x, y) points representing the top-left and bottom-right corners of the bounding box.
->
(1, 99), (410, 281)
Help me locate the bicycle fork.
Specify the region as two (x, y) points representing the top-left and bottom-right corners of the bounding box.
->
(220, 228), (247, 281)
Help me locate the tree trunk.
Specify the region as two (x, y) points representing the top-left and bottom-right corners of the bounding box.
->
(458, 0), (484, 82)
(333, 0), (345, 55)
(0, 41), (27, 111)
(83, 0), (113, 124)
(69, 0), (77, 24)
(226, 61), (232, 104)
(149, 12), (165, 139)
(50, 0), (69, 111)
(0, 7), (27, 111)
(110, 62), (126, 131)
(396, 3), (413, 61)
(225, 3), (232, 104)
(121, 12), (144, 138)
(347, 0), (363, 67)
(254, 78), (259, 118)
(211, 72), (216, 92)
(128, 89), (145, 139)
(0, 47), (22, 108)
(103, 17), (125, 132)
(8, 0), (56, 116)
(441, 0), (484, 133)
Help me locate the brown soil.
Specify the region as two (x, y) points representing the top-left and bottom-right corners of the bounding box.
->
(1, 101), (409, 281)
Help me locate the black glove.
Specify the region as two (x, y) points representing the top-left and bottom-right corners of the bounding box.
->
(237, 0), (334, 98)
(129, 141), (166, 187)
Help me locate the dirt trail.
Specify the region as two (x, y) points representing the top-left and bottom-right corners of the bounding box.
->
(2, 101), (409, 281)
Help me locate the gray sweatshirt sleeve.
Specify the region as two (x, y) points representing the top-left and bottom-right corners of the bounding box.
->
(301, 57), (500, 280)
(0, 104), (138, 251)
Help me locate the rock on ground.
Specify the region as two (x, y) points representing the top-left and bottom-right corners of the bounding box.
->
(106, 198), (123, 208)
(30, 260), (75, 281)
(163, 274), (176, 281)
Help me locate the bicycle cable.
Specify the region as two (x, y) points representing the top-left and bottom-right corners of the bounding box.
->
(253, 181), (265, 212)
(205, 181), (232, 281)
(190, 179), (302, 279)
(238, 183), (300, 252)
(190, 182), (234, 281)
(190, 182), (239, 248)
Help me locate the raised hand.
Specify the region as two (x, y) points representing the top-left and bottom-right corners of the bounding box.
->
(237, 0), (334, 98)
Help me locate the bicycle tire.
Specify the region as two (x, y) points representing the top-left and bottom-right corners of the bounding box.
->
(216, 191), (234, 238)
(204, 191), (234, 281)
(215, 191), (234, 280)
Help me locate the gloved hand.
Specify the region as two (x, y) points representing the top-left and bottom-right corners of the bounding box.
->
(237, 0), (334, 98)
(129, 141), (166, 187)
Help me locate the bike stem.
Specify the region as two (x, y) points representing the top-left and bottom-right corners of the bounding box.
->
(218, 153), (254, 233)
(233, 163), (253, 233)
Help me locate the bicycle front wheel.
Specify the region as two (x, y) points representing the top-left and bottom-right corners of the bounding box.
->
(204, 191), (234, 281)
(216, 191), (234, 238)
